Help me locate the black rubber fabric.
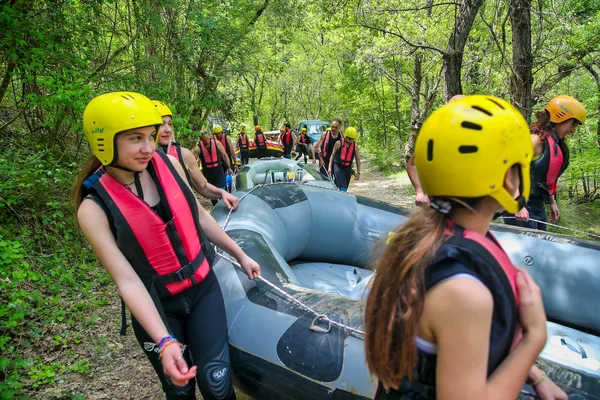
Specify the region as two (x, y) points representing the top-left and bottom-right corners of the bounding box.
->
(276, 311), (345, 382)
(251, 183), (308, 209)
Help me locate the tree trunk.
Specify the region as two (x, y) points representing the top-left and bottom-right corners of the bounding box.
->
(509, 0), (533, 121)
(443, 0), (484, 100)
(403, 53), (423, 165)
(584, 64), (600, 147)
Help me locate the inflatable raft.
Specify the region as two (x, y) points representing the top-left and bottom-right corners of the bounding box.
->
(234, 158), (336, 190)
(211, 184), (600, 399)
(235, 139), (284, 159)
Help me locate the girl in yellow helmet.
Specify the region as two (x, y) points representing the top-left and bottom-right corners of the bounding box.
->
(504, 95), (586, 231)
(365, 95), (566, 400)
(328, 127), (361, 191)
(74, 92), (259, 400)
(151, 100), (239, 210)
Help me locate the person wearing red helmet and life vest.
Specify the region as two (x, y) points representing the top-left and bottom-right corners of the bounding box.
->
(151, 100), (238, 210)
(254, 125), (268, 159)
(236, 125), (250, 166)
(194, 130), (233, 205)
(328, 127), (361, 192)
(313, 119), (343, 177)
(212, 124), (237, 174)
(365, 95), (565, 400)
(294, 127), (312, 163)
(503, 95), (586, 231)
(75, 92), (260, 400)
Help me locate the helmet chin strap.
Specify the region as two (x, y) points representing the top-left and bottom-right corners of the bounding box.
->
(109, 163), (138, 173)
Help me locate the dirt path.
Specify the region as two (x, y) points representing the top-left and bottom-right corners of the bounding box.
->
(56, 158), (412, 400)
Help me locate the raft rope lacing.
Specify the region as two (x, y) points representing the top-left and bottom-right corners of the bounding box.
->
(501, 216), (600, 240)
(214, 179), (366, 337)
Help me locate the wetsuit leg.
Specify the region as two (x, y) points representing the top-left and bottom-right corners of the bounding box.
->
(131, 315), (196, 400)
(333, 164), (351, 191)
(202, 168), (226, 205)
(185, 277), (236, 400)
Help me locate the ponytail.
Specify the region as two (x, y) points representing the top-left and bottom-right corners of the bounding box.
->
(364, 207), (446, 389)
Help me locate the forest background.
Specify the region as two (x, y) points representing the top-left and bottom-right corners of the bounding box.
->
(0, 0), (599, 397)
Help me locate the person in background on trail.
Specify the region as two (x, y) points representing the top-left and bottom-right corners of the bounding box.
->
(295, 127), (312, 163)
(365, 95), (566, 400)
(75, 92), (260, 400)
(152, 100), (238, 210)
(213, 124), (237, 174)
(279, 122), (296, 159)
(407, 94), (466, 207)
(237, 125), (250, 166)
(254, 125), (267, 159)
(328, 127), (361, 192)
(313, 119), (343, 177)
(503, 95), (586, 231)
(196, 130), (233, 205)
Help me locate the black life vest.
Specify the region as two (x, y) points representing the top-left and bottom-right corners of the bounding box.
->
(199, 138), (221, 169)
(335, 141), (355, 167)
(82, 151), (212, 300)
(530, 130), (569, 201)
(376, 222), (521, 400)
(238, 134), (249, 150)
(255, 132), (267, 150)
(322, 130), (344, 159)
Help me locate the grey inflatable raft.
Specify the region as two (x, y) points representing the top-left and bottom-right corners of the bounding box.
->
(235, 158), (336, 191)
(211, 184), (600, 399)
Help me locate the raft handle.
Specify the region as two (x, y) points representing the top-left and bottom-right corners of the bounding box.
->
(560, 336), (587, 359)
(309, 314), (332, 334)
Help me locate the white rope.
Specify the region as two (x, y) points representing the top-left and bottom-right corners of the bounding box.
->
(502, 216), (600, 240)
(215, 180), (365, 337)
(214, 251), (365, 337)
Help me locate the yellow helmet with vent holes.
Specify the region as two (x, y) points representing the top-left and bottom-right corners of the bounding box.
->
(152, 100), (172, 117)
(83, 92), (162, 166)
(414, 95), (532, 213)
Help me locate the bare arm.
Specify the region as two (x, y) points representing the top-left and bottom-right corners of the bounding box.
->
(328, 142), (341, 172)
(354, 146), (361, 179)
(431, 278), (543, 400)
(226, 137), (237, 168)
(407, 154), (430, 206)
(216, 141), (233, 172)
(313, 133), (325, 160)
(173, 151), (238, 211)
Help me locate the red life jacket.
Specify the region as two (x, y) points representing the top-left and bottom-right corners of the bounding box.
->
(530, 130), (569, 200)
(255, 132), (267, 149)
(281, 129), (292, 146)
(199, 138), (220, 169)
(544, 134), (564, 196)
(84, 151), (211, 298)
(339, 141), (355, 167)
(298, 133), (307, 144)
(238, 134), (249, 150)
(215, 134), (232, 160)
(322, 130), (344, 158)
(164, 142), (191, 185)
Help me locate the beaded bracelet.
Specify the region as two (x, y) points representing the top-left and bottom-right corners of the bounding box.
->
(159, 340), (182, 361)
(157, 335), (176, 351)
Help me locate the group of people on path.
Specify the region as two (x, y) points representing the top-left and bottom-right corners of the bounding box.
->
(74, 90), (581, 400)
(408, 94), (586, 232)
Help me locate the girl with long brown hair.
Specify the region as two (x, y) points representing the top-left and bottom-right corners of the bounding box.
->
(365, 95), (566, 399)
(74, 92), (260, 400)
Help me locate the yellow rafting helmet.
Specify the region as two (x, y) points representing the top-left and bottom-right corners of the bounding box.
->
(344, 127), (358, 140)
(414, 95), (533, 213)
(545, 95), (586, 124)
(152, 100), (172, 117)
(255, 125), (262, 132)
(213, 124), (223, 134)
(83, 92), (162, 166)
(301, 127), (307, 132)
